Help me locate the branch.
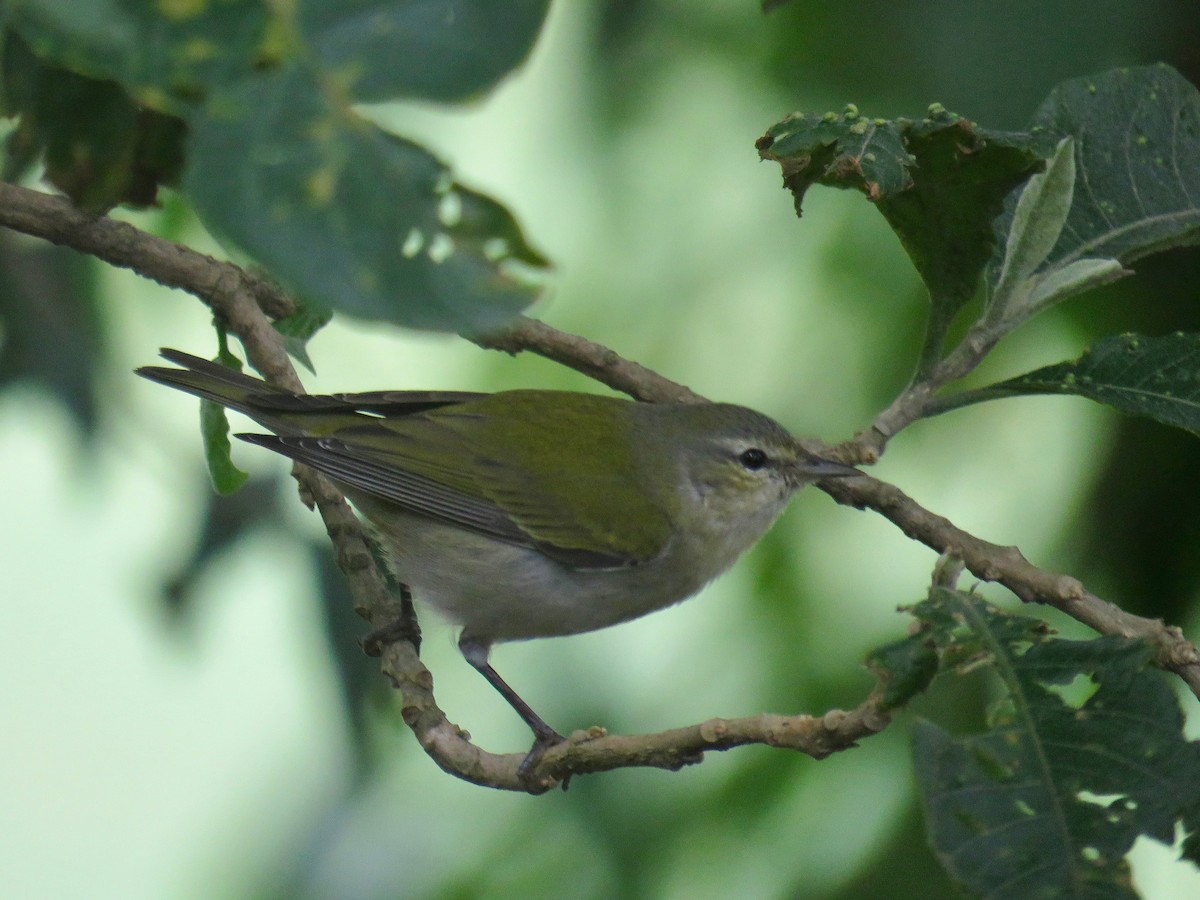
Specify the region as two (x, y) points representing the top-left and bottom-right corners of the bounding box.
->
(382, 633), (891, 791)
(3, 182), (1196, 793)
(0, 182), (688, 405)
(851, 322), (1006, 458)
(476, 318), (703, 404)
(823, 475), (1200, 696)
(0, 181), (295, 320)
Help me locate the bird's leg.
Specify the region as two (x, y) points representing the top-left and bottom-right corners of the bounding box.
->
(458, 635), (566, 779)
(362, 584), (422, 656)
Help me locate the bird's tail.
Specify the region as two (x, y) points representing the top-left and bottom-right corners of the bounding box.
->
(138, 348), (485, 437)
(135, 348), (275, 417)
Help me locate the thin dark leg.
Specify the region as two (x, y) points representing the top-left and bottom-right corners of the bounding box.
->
(458, 635), (566, 778)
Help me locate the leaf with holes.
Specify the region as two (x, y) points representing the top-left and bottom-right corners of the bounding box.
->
(186, 64), (549, 334)
(5, 0), (270, 114)
(911, 589), (1200, 898)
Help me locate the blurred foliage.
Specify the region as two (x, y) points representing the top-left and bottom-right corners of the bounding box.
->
(0, 228), (98, 432)
(0, 31), (186, 211)
(3, 1), (1200, 899)
(1, 0), (552, 333)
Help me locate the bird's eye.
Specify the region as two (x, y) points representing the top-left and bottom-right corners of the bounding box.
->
(738, 448), (768, 471)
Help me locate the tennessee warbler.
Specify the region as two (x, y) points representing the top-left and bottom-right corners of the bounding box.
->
(138, 349), (857, 767)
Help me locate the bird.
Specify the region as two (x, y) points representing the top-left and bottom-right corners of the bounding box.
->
(137, 348), (857, 772)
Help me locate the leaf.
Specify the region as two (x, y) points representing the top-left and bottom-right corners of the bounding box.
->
(273, 297), (334, 375)
(758, 103), (1045, 357)
(1024, 257), (1128, 310)
(962, 332), (1200, 437)
(5, 0), (271, 114)
(160, 477), (282, 622)
(995, 64), (1200, 276)
(991, 137), (1076, 306)
(297, 0), (551, 103)
(8, 0), (551, 112)
(185, 64), (549, 334)
(6, 3), (554, 330)
(912, 589), (1200, 899)
(310, 541), (384, 779)
(199, 349), (250, 495)
(865, 630), (940, 710)
(0, 32), (186, 210)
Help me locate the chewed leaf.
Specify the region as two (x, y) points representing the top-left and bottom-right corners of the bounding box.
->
(759, 103), (1044, 353)
(910, 589), (1200, 898)
(298, 1), (550, 103)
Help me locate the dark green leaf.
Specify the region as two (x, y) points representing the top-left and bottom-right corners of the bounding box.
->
(160, 477), (282, 623)
(959, 332), (1200, 437)
(185, 64), (548, 333)
(6, 0), (271, 113)
(311, 542), (384, 779)
(9, 0), (550, 112)
(758, 104), (1045, 354)
(297, 0), (551, 103)
(0, 32), (186, 210)
(865, 630), (939, 710)
(913, 589), (1200, 899)
(995, 64), (1200, 276)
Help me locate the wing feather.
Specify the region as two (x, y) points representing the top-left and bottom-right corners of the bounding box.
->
(238, 433), (635, 569)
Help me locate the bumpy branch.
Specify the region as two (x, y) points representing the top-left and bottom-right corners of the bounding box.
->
(3, 181), (1196, 793)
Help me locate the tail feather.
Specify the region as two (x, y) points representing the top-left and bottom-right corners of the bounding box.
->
(157, 348), (272, 392)
(135, 349), (273, 416)
(137, 348), (485, 438)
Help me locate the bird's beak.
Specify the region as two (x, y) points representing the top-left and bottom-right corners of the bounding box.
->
(791, 456), (860, 484)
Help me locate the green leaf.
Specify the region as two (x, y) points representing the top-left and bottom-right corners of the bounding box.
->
(1024, 257), (1127, 311)
(990, 137), (1076, 309)
(185, 64), (549, 334)
(0, 32), (186, 210)
(199, 349), (249, 495)
(913, 589), (1200, 899)
(272, 297), (333, 375)
(1001, 64), (1200, 273)
(758, 103), (1045, 360)
(958, 332), (1200, 437)
(0, 233), (100, 435)
(8, 0), (551, 112)
(297, 0), (551, 103)
(865, 630), (939, 710)
(5, 0), (272, 114)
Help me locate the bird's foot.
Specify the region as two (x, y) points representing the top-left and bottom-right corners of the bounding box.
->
(361, 613), (421, 657)
(518, 727), (569, 791)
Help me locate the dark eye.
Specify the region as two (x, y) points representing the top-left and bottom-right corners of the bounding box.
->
(738, 448), (768, 471)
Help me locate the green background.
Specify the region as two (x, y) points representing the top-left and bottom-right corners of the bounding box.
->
(2, 1), (1199, 897)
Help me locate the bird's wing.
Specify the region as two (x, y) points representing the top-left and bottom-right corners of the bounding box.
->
(237, 432), (639, 570)
(401, 392), (674, 565)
